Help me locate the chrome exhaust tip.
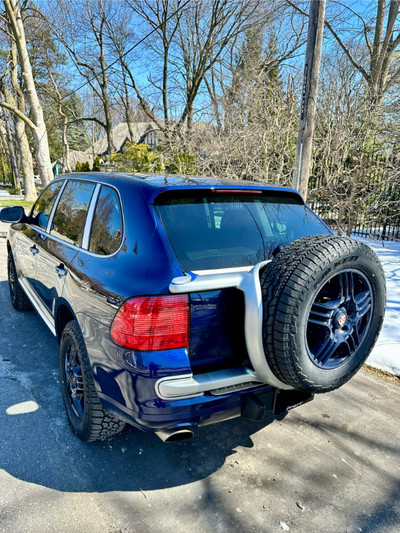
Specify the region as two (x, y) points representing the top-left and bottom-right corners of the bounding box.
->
(155, 427), (194, 442)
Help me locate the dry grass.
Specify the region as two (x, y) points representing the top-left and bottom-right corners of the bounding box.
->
(363, 364), (400, 385)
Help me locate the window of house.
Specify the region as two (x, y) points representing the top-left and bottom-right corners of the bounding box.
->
(89, 186), (123, 255)
(51, 180), (95, 246)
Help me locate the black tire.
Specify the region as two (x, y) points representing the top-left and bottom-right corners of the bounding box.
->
(59, 320), (126, 441)
(7, 252), (32, 311)
(261, 235), (386, 392)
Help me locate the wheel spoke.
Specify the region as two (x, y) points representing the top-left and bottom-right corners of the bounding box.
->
(71, 394), (83, 415)
(73, 366), (84, 394)
(315, 334), (341, 364)
(8, 261), (16, 296)
(346, 326), (358, 352)
(308, 299), (340, 328)
(339, 271), (354, 302)
(64, 344), (84, 418)
(353, 290), (372, 322)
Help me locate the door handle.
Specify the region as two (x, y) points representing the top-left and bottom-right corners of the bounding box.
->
(55, 264), (67, 278)
(30, 246), (39, 256)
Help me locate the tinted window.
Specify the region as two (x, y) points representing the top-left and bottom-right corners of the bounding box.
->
(89, 186), (122, 255)
(156, 193), (330, 270)
(31, 181), (63, 230)
(51, 180), (95, 246)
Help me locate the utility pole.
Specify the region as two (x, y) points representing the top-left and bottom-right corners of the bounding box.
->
(293, 0), (326, 201)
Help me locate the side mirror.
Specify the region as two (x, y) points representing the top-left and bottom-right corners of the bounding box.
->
(0, 205), (26, 223)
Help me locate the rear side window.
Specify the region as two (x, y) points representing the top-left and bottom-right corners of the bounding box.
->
(89, 186), (123, 255)
(51, 180), (95, 246)
(31, 181), (63, 230)
(155, 193), (330, 271)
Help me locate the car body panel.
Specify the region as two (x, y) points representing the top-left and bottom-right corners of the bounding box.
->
(5, 173), (331, 433)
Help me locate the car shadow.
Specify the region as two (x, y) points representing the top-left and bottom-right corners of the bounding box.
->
(0, 280), (277, 493)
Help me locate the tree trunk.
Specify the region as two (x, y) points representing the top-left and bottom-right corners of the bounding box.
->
(32, 123), (53, 185)
(4, 0), (53, 186)
(62, 114), (71, 173)
(10, 40), (36, 201)
(14, 116), (36, 200)
(46, 56), (71, 174)
(104, 103), (114, 156)
(5, 119), (20, 192)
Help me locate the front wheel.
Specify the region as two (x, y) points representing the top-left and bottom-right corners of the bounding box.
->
(7, 253), (32, 311)
(59, 321), (126, 441)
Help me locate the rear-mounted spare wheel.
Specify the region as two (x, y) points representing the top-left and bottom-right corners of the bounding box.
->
(260, 235), (386, 392)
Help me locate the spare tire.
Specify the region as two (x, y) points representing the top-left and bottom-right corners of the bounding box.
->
(260, 235), (386, 392)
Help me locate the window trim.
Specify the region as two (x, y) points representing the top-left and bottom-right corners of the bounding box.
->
(28, 179), (66, 232)
(47, 178), (97, 248)
(46, 179), (67, 233)
(28, 177), (125, 257)
(85, 184), (125, 257)
(81, 183), (101, 249)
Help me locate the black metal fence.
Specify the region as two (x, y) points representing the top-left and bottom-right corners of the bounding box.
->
(309, 160), (400, 241)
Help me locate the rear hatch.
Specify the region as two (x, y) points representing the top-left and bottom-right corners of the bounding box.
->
(154, 188), (330, 373)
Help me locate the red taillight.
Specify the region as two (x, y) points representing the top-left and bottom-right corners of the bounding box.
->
(110, 295), (189, 351)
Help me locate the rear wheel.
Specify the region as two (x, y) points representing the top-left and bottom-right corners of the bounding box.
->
(7, 253), (32, 311)
(261, 235), (386, 392)
(59, 321), (126, 441)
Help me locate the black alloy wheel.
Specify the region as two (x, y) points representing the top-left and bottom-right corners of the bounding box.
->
(306, 269), (373, 369)
(59, 320), (126, 441)
(7, 253), (32, 311)
(64, 341), (85, 420)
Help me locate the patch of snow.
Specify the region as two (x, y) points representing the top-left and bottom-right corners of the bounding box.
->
(353, 236), (400, 376)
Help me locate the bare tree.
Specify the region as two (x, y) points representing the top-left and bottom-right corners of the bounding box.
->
(1, 0), (53, 186)
(53, 0), (122, 156)
(309, 45), (399, 236)
(288, 0), (400, 110)
(9, 39), (36, 200)
(0, 111), (19, 190)
(115, 0), (264, 139)
(44, 50), (72, 173)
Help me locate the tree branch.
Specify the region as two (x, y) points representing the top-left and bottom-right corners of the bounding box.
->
(286, 1), (370, 82)
(69, 116), (107, 129)
(0, 101), (36, 130)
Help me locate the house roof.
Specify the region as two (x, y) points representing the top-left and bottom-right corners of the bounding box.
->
(87, 122), (160, 156)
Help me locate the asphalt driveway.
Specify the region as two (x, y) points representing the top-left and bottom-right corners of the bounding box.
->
(0, 222), (399, 533)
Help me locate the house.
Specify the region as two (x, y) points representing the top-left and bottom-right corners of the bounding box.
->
(90, 122), (162, 156)
(66, 122), (163, 171)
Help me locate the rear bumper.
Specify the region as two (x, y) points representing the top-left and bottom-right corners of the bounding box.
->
(84, 315), (313, 434)
(98, 376), (314, 432)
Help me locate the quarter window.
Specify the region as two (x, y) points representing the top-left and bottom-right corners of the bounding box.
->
(31, 181), (63, 230)
(51, 180), (95, 246)
(89, 186), (123, 255)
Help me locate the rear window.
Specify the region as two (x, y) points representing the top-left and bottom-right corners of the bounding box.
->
(155, 192), (330, 271)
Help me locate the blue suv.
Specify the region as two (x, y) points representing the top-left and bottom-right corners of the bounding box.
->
(1, 174), (385, 442)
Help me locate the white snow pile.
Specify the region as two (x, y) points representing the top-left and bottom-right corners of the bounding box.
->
(354, 236), (400, 376)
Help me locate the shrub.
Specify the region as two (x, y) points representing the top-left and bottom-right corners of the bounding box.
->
(92, 156), (100, 172)
(111, 142), (163, 173)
